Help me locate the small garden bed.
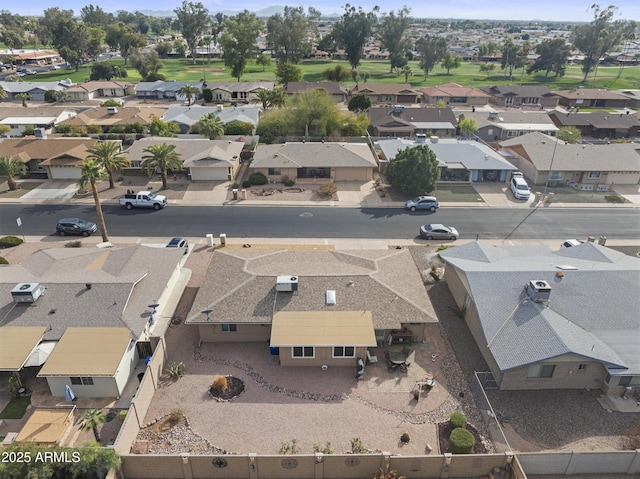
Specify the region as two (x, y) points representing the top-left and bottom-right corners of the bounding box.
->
(437, 421), (489, 454)
(0, 395), (31, 420)
(208, 375), (245, 402)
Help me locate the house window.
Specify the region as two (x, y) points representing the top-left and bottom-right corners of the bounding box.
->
(214, 93), (223, 100)
(292, 346), (314, 358)
(523, 97), (538, 104)
(527, 364), (555, 378)
(588, 171), (601, 179)
(548, 171), (564, 180)
(221, 324), (237, 332)
(268, 168), (281, 176)
(333, 346), (355, 358)
(239, 92), (248, 99)
(505, 97), (514, 106)
(619, 376), (632, 386)
(70, 377), (94, 386)
(578, 364), (587, 370)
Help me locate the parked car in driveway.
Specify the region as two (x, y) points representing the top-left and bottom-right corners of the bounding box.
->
(166, 237), (189, 254)
(56, 218), (97, 236)
(49, 65), (61, 70)
(510, 174), (531, 200)
(405, 196), (439, 212)
(419, 224), (459, 240)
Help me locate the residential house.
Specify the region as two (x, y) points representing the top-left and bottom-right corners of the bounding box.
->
(349, 83), (420, 105)
(456, 109), (559, 143)
(439, 241), (640, 393)
(482, 85), (558, 109)
(185, 248), (437, 367)
(250, 142), (377, 183)
(206, 82), (276, 104)
(0, 106), (77, 137)
(499, 131), (640, 189)
(136, 81), (206, 101)
(0, 137), (97, 179)
(284, 82), (348, 103)
(65, 81), (136, 102)
(10, 50), (62, 67)
(548, 110), (640, 140)
(420, 82), (491, 106)
(0, 245), (186, 398)
(0, 80), (73, 102)
(368, 106), (457, 138)
(377, 136), (517, 183)
(56, 106), (167, 133)
(615, 89), (640, 109)
(163, 105), (261, 134)
(553, 88), (629, 109)
(125, 137), (244, 181)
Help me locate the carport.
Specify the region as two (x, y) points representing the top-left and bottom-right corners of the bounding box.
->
(0, 326), (49, 386)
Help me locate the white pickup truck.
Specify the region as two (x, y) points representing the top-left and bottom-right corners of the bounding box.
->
(119, 191), (167, 210)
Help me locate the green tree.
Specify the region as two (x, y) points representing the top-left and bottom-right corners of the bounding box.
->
(0, 29), (24, 51)
(0, 86), (7, 101)
(401, 65), (412, 82)
(416, 35), (447, 79)
(332, 4), (379, 70)
(556, 126), (581, 144)
(266, 6), (319, 65)
(322, 64), (351, 82)
(440, 51), (462, 75)
(224, 120), (253, 135)
(105, 23), (146, 66)
(130, 49), (163, 80)
(174, 0), (210, 65)
(527, 38), (571, 79)
(276, 62), (303, 85)
(0, 125), (10, 136)
(219, 10), (264, 81)
(148, 116), (181, 137)
(338, 112), (369, 136)
(317, 32), (337, 56)
(479, 63), (495, 77)
(155, 41), (173, 58)
(86, 142), (131, 189)
(291, 89), (340, 136)
(178, 84), (201, 106)
(90, 61), (120, 81)
(385, 144), (440, 197)
(142, 143), (183, 190)
(251, 87), (286, 109)
(81, 4), (114, 28)
(78, 409), (107, 443)
(458, 118), (478, 137)
(0, 156), (27, 191)
(379, 7), (411, 73)
(256, 53), (272, 72)
(78, 160), (109, 243)
(255, 108), (292, 142)
(572, 4), (636, 84)
(192, 113), (225, 139)
(15, 93), (29, 108)
(500, 37), (521, 80)
(348, 93), (372, 113)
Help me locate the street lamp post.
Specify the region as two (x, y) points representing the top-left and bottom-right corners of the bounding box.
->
(542, 131), (573, 199)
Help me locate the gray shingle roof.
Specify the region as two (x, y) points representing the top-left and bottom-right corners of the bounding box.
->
(250, 142), (377, 169)
(440, 242), (640, 374)
(164, 106), (260, 127)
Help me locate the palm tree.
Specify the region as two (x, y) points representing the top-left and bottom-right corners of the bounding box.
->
(177, 84), (201, 106)
(269, 87), (286, 109)
(0, 86), (7, 102)
(402, 65), (413, 83)
(194, 113), (224, 140)
(15, 92), (29, 107)
(251, 89), (273, 109)
(78, 159), (109, 242)
(86, 142), (131, 189)
(141, 143), (183, 190)
(0, 156), (27, 191)
(78, 409), (106, 443)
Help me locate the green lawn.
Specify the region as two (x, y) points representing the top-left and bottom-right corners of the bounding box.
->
(29, 57), (640, 91)
(530, 185), (626, 203)
(433, 185), (485, 203)
(0, 395), (31, 419)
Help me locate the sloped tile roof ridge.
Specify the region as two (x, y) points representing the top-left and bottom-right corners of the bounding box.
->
(370, 274), (437, 322)
(191, 275), (258, 322)
(329, 250), (377, 271)
(439, 241), (510, 263)
(553, 242), (627, 264)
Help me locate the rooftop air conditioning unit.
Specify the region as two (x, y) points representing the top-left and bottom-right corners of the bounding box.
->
(276, 275), (298, 292)
(415, 133), (427, 143)
(11, 283), (46, 303)
(107, 107), (118, 114)
(392, 105), (404, 114)
(34, 128), (47, 139)
(525, 280), (551, 303)
(216, 104), (224, 111)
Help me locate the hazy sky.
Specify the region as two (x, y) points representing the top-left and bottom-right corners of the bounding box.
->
(9, 0), (640, 22)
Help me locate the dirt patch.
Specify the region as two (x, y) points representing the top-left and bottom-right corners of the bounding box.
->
(208, 376), (245, 402)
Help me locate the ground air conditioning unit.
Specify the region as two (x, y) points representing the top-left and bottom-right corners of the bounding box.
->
(525, 280), (551, 303)
(276, 275), (298, 292)
(11, 283), (46, 303)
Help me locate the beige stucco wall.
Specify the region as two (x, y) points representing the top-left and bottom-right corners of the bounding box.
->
(114, 341), (139, 396)
(333, 167), (374, 181)
(197, 323), (271, 343)
(278, 345), (368, 367)
(500, 357), (607, 391)
(607, 172), (640, 185)
(46, 376), (119, 398)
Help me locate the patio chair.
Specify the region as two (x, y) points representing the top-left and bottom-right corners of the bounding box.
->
(366, 350), (378, 364)
(402, 346), (411, 357)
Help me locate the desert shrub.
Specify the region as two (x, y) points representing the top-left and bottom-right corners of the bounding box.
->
(605, 193), (625, 203)
(108, 125), (125, 134)
(242, 180), (251, 188)
(249, 172), (268, 185)
(282, 176), (295, 187)
(64, 240), (82, 248)
(211, 375), (228, 392)
(55, 124), (73, 134)
(86, 124), (102, 134)
(449, 412), (467, 429)
(0, 256), (8, 264)
(313, 442), (333, 454)
(372, 467), (406, 479)
(224, 120), (253, 135)
(23, 125), (36, 136)
(169, 408), (184, 422)
(100, 99), (122, 107)
(0, 236), (23, 248)
(279, 438), (298, 454)
(316, 183), (338, 198)
(448, 427), (475, 454)
(166, 361), (185, 379)
(350, 437), (366, 453)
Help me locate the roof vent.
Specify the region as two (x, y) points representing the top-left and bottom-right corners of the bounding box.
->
(326, 290), (336, 305)
(11, 283), (46, 303)
(275, 275), (298, 292)
(525, 280), (551, 303)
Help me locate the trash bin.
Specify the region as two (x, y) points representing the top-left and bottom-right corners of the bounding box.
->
(232, 189), (238, 200)
(206, 233), (214, 247)
(241, 189), (247, 200)
(219, 234), (226, 246)
(598, 235), (607, 246)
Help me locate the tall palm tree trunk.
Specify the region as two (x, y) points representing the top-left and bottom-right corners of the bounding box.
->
(90, 181), (109, 242)
(92, 425), (101, 443)
(161, 170), (168, 190)
(107, 170), (115, 189)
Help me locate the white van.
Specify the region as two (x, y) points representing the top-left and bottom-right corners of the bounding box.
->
(510, 174), (531, 200)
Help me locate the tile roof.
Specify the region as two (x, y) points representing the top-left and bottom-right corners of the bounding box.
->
(483, 85), (556, 97)
(58, 107), (166, 127)
(186, 249), (437, 329)
(351, 83), (419, 95)
(554, 88), (630, 101)
(549, 110), (640, 128)
(369, 106), (457, 129)
(0, 138), (97, 163)
(125, 137), (244, 168)
(440, 242), (640, 374)
(284, 82), (348, 95)
(251, 142), (377, 169)
(420, 82), (491, 98)
(65, 81), (135, 93)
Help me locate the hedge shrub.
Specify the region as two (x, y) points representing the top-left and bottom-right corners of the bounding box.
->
(448, 427), (475, 454)
(249, 172), (268, 185)
(317, 183), (337, 198)
(242, 180), (252, 188)
(0, 236), (23, 248)
(449, 412), (467, 429)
